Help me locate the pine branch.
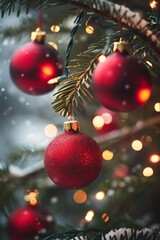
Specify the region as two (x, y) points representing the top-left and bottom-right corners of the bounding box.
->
(41, 228), (160, 240)
(95, 115), (160, 148)
(0, 0), (159, 57)
(52, 46), (103, 116)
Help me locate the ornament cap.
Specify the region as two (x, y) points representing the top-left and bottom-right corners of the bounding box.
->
(113, 38), (129, 53)
(64, 120), (80, 132)
(31, 28), (46, 42)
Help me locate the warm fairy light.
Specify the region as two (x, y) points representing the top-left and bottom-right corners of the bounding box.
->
(131, 140), (143, 151)
(143, 167), (154, 177)
(146, 61), (153, 67)
(150, 0), (158, 8)
(85, 25), (94, 34)
(48, 41), (58, 50)
(30, 198), (37, 206)
(92, 116), (105, 130)
(95, 191), (105, 200)
(102, 113), (112, 124)
(98, 54), (107, 63)
(73, 190), (87, 204)
(51, 25), (60, 32)
(137, 88), (151, 103)
(154, 102), (160, 112)
(44, 124), (58, 138)
(149, 154), (160, 163)
(48, 77), (59, 85)
(85, 210), (94, 222)
(102, 213), (110, 222)
(24, 190), (39, 206)
(102, 150), (114, 161)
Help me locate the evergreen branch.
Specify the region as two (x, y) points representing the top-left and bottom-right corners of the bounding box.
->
(52, 49), (102, 116)
(95, 115), (160, 148)
(0, 1), (159, 58)
(49, 0), (160, 59)
(41, 228), (160, 240)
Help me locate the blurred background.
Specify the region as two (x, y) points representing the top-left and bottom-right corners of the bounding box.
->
(0, 1), (160, 239)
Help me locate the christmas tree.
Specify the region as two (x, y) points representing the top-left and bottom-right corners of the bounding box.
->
(0, 0), (160, 239)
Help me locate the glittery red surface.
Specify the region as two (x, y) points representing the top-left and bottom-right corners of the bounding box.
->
(44, 130), (102, 189)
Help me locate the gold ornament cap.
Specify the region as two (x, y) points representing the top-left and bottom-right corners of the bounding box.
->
(64, 120), (80, 132)
(31, 28), (46, 42)
(113, 38), (130, 53)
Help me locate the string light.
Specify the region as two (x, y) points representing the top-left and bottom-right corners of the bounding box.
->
(95, 191), (105, 200)
(73, 190), (87, 204)
(102, 213), (110, 222)
(85, 210), (94, 222)
(98, 54), (107, 62)
(85, 25), (94, 34)
(146, 60), (153, 67)
(48, 77), (59, 85)
(131, 140), (143, 151)
(149, 154), (160, 163)
(44, 124), (58, 138)
(24, 190), (39, 206)
(102, 150), (114, 161)
(48, 41), (58, 50)
(143, 167), (154, 177)
(51, 25), (60, 32)
(154, 102), (160, 112)
(150, 0), (158, 9)
(92, 116), (105, 130)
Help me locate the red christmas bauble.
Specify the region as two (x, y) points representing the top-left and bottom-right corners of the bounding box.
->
(10, 38), (63, 95)
(93, 51), (152, 112)
(44, 122), (102, 189)
(93, 107), (119, 135)
(7, 204), (55, 240)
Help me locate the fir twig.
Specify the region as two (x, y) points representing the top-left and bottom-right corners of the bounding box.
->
(52, 43), (105, 116)
(41, 228), (160, 240)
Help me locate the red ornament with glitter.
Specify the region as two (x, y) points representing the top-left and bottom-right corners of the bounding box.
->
(93, 39), (152, 112)
(44, 120), (102, 189)
(10, 28), (63, 95)
(7, 192), (55, 240)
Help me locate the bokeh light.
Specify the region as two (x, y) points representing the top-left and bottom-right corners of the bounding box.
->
(102, 213), (110, 222)
(73, 190), (87, 204)
(149, 154), (160, 163)
(48, 41), (58, 50)
(95, 191), (105, 200)
(85, 210), (94, 222)
(154, 102), (160, 112)
(85, 25), (94, 34)
(51, 25), (61, 32)
(131, 140), (143, 151)
(146, 60), (153, 67)
(44, 124), (58, 138)
(114, 164), (128, 178)
(150, 0), (158, 8)
(98, 54), (107, 63)
(24, 190), (39, 206)
(143, 167), (154, 177)
(102, 150), (114, 161)
(92, 116), (105, 130)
